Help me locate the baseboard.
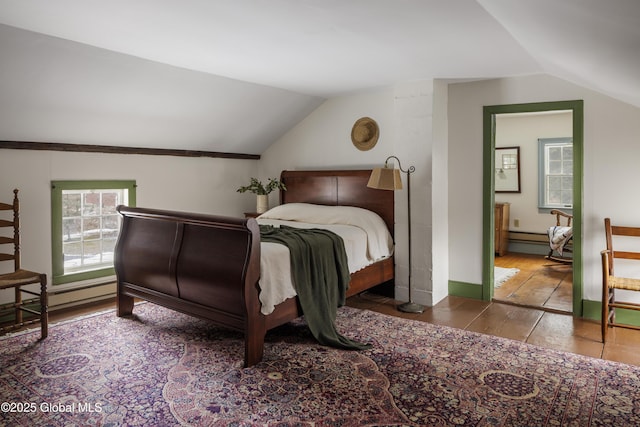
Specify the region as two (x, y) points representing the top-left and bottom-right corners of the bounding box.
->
(448, 281), (484, 300)
(583, 299), (640, 326)
(49, 294), (116, 314)
(1, 294), (116, 325)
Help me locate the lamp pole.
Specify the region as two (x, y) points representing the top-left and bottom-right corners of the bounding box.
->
(384, 156), (423, 313)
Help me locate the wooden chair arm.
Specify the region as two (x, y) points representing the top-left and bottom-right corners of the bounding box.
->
(550, 209), (573, 226)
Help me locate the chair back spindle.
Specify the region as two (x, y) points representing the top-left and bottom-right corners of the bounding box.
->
(601, 217), (640, 343)
(0, 189), (48, 339)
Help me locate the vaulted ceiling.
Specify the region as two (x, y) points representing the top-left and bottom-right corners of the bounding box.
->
(0, 0), (638, 154)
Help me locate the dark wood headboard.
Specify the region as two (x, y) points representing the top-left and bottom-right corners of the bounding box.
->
(279, 169), (394, 235)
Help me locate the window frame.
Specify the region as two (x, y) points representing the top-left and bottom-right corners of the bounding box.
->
(538, 137), (573, 211)
(51, 180), (136, 285)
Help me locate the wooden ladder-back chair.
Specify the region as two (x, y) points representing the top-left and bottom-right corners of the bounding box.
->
(546, 209), (573, 264)
(0, 189), (48, 339)
(601, 218), (640, 343)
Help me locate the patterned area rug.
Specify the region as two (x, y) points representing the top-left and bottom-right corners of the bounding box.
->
(2, 303), (640, 426)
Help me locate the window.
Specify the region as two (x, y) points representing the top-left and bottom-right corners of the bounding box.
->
(51, 180), (136, 285)
(538, 138), (573, 209)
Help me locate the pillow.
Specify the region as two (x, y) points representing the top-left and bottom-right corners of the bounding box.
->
(259, 203), (393, 259)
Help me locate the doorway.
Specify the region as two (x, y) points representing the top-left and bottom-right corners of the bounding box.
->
(482, 100), (584, 316)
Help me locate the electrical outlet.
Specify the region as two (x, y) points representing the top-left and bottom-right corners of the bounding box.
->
(514, 219), (520, 227)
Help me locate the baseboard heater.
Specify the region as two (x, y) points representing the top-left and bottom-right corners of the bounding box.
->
(509, 231), (548, 244)
(48, 281), (114, 296)
(507, 231), (571, 256)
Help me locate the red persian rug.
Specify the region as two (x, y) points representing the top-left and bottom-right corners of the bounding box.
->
(2, 302), (640, 426)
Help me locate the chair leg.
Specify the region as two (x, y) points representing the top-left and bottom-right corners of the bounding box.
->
(39, 274), (48, 340)
(14, 286), (22, 326)
(602, 285), (609, 343)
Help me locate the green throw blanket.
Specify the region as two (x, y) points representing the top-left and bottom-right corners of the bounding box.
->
(260, 225), (371, 351)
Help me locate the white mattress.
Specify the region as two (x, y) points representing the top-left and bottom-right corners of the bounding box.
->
(257, 218), (392, 315)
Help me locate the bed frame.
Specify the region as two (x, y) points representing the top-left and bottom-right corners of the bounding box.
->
(114, 169), (394, 367)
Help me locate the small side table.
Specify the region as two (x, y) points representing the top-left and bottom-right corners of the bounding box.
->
(244, 212), (260, 218)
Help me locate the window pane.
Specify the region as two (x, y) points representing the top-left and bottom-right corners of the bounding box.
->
(548, 176), (562, 191)
(63, 242), (82, 268)
(103, 215), (120, 239)
(548, 160), (562, 174)
(59, 187), (129, 274)
(539, 138), (573, 209)
(548, 147), (562, 161)
(102, 238), (117, 263)
(548, 190), (562, 204)
(62, 218), (81, 242)
(102, 192), (119, 214)
(82, 193), (100, 216)
(62, 194), (81, 217)
(82, 239), (102, 266)
(562, 146), (573, 160)
(83, 217), (101, 240)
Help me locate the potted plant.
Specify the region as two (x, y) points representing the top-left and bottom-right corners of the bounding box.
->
(237, 177), (286, 214)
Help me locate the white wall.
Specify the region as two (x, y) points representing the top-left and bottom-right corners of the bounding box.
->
(432, 80), (450, 303)
(448, 74), (640, 302)
(0, 149), (257, 304)
(495, 111), (573, 233)
(260, 88), (396, 176)
(261, 81), (447, 307)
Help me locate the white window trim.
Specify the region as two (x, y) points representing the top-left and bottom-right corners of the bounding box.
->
(538, 137), (573, 210)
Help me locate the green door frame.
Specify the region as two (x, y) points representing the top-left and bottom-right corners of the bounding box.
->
(482, 100), (584, 315)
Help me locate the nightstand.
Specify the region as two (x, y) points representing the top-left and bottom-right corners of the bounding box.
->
(244, 212), (260, 218)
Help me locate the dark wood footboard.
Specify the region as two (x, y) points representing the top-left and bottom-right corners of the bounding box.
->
(114, 205), (264, 366)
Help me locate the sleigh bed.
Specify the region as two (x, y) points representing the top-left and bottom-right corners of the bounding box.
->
(114, 169), (395, 367)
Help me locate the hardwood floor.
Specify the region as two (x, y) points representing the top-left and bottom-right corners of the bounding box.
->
(8, 283), (640, 368)
(348, 292), (640, 367)
(493, 252), (573, 313)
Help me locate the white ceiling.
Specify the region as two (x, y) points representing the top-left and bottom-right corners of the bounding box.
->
(0, 0), (638, 153)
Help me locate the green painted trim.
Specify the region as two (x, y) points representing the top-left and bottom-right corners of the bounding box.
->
(482, 108), (496, 301)
(53, 267), (116, 285)
(51, 180), (136, 286)
(483, 100), (584, 314)
(583, 299), (640, 327)
(582, 299), (601, 322)
(448, 281), (484, 300)
(571, 101), (584, 315)
(612, 309), (640, 327)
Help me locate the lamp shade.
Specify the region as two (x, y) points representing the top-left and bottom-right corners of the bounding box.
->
(367, 167), (403, 190)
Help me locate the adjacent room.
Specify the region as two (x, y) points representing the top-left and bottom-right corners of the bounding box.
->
(2, 1), (640, 425)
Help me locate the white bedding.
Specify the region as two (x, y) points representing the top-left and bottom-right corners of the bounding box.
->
(256, 203), (394, 315)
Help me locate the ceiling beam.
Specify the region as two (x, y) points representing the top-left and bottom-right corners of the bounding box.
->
(0, 141), (260, 160)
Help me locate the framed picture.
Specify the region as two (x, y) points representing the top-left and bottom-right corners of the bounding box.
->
(495, 146), (521, 193)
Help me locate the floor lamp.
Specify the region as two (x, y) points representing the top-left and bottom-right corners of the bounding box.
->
(367, 156), (424, 313)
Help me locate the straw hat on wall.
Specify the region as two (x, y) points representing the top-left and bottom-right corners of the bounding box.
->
(351, 117), (379, 151)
